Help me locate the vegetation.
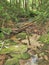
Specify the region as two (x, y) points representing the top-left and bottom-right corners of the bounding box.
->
(0, 0), (49, 65)
(16, 32), (26, 39)
(0, 45), (27, 54)
(38, 33), (49, 44)
(0, 0), (49, 26)
(4, 53), (30, 65)
(0, 32), (5, 39)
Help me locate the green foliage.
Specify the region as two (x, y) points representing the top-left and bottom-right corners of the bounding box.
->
(4, 52), (30, 65)
(21, 53), (30, 59)
(29, 10), (40, 18)
(2, 12), (10, 20)
(38, 33), (49, 44)
(0, 5), (3, 11)
(11, 53), (30, 60)
(0, 32), (5, 39)
(0, 0), (49, 24)
(34, 0), (49, 24)
(0, 41), (3, 47)
(2, 28), (12, 35)
(0, 47), (12, 54)
(0, 0), (18, 22)
(4, 39), (18, 45)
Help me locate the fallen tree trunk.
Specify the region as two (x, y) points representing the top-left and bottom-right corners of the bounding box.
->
(10, 22), (36, 34)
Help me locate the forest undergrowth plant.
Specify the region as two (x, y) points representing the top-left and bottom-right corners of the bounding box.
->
(38, 33), (49, 44)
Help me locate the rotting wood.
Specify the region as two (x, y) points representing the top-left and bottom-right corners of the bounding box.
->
(11, 22), (34, 34)
(1, 22), (43, 38)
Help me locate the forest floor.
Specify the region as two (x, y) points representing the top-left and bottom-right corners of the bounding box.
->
(19, 34), (49, 65)
(0, 19), (49, 65)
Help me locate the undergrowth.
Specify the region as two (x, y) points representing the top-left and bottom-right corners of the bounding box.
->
(38, 33), (49, 44)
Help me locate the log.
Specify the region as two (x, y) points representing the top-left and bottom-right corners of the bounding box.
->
(11, 22), (35, 34)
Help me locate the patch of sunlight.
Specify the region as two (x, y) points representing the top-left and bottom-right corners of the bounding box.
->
(15, 45), (19, 48)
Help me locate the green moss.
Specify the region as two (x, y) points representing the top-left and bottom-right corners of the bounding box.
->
(2, 28), (12, 35)
(11, 53), (30, 60)
(9, 45), (27, 53)
(4, 52), (30, 65)
(4, 58), (19, 65)
(0, 45), (27, 54)
(0, 32), (5, 39)
(0, 48), (11, 54)
(16, 32), (26, 39)
(4, 39), (18, 46)
(21, 53), (30, 60)
(38, 33), (49, 44)
(0, 44), (2, 48)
